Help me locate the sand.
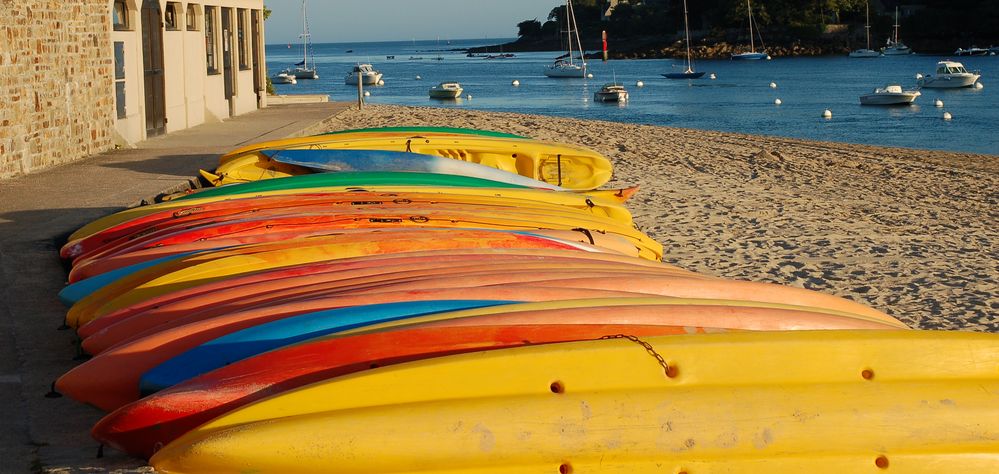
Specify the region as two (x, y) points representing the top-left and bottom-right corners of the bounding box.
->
(322, 104), (998, 331)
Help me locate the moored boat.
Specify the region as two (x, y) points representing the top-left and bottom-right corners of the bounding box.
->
(270, 72), (296, 85)
(849, 0), (882, 58)
(429, 82), (463, 99)
(731, 0), (770, 60)
(544, 0), (588, 78)
(593, 83), (629, 102)
(859, 84), (920, 105)
(344, 63), (382, 85)
(882, 7), (913, 55)
(919, 61), (982, 88)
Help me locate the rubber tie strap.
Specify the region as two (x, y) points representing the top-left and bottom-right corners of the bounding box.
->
(572, 227), (595, 245)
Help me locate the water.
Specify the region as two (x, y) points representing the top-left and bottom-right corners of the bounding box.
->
(268, 39), (999, 156)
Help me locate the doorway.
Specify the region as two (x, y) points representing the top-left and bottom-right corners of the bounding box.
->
(221, 7), (235, 116)
(140, 0), (166, 136)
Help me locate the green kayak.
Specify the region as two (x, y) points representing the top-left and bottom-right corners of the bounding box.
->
(319, 126), (528, 139)
(175, 172), (527, 201)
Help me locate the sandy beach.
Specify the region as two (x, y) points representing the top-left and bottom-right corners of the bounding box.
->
(324, 104), (998, 332)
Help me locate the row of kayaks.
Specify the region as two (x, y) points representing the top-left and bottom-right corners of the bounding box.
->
(54, 126), (999, 472)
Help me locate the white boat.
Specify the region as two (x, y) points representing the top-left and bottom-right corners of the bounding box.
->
(882, 7), (912, 55)
(849, 1), (882, 58)
(732, 0), (770, 60)
(954, 47), (989, 56)
(289, 0), (319, 79)
(663, 0), (707, 79)
(859, 84), (920, 105)
(545, 0), (587, 78)
(344, 64), (383, 86)
(593, 83), (628, 102)
(271, 72), (297, 85)
(429, 82), (463, 99)
(918, 61), (982, 89)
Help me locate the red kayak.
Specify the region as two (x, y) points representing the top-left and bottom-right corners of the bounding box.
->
(81, 264), (686, 354)
(77, 250), (686, 339)
(92, 323), (716, 459)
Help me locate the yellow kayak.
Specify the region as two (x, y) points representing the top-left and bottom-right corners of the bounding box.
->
(67, 187), (634, 243)
(151, 330), (999, 473)
(213, 135), (613, 190)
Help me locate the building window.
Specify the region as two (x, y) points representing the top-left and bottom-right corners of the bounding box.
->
(113, 0), (130, 31)
(114, 41), (127, 119)
(205, 6), (218, 74)
(165, 2), (181, 30)
(237, 9), (249, 70)
(187, 4), (200, 31)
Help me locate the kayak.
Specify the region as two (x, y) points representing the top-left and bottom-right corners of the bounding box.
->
(210, 136), (613, 190)
(67, 185), (634, 243)
(94, 323), (713, 459)
(78, 271), (683, 355)
(68, 206), (663, 280)
(221, 126), (530, 161)
(57, 299), (513, 412)
(62, 191), (635, 260)
(75, 249), (681, 338)
(261, 149), (568, 190)
(149, 330), (999, 473)
(138, 296), (901, 397)
(64, 229), (590, 328)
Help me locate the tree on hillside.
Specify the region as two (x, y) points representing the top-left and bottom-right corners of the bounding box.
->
(517, 19), (542, 37)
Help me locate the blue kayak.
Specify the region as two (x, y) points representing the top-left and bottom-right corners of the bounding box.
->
(59, 252), (202, 306)
(261, 149), (564, 190)
(138, 299), (515, 395)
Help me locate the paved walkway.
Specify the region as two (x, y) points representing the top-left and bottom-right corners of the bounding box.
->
(0, 102), (351, 472)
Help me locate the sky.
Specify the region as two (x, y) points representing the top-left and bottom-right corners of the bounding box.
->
(263, 0), (565, 44)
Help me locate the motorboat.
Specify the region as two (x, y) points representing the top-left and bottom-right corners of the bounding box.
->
(545, 0), (588, 78)
(849, 1), (882, 58)
(593, 83), (628, 103)
(859, 84), (920, 105)
(732, 0), (770, 60)
(344, 64), (383, 86)
(882, 7), (912, 55)
(918, 61), (982, 89)
(271, 72), (297, 85)
(954, 47), (989, 56)
(429, 82), (463, 99)
(663, 0), (707, 79)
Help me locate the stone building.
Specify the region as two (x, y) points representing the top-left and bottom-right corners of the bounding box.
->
(1, 0), (267, 180)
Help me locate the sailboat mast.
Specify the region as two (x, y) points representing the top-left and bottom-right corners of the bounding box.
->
(747, 0), (755, 53)
(893, 7), (900, 44)
(864, 1), (871, 49)
(300, 0), (310, 68)
(569, 0), (586, 70)
(683, 0), (693, 71)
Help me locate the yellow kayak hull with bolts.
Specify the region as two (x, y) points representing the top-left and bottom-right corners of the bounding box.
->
(67, 187), (634, 243)
(212, 135), (613, 190)
(150, 330), (999, 473)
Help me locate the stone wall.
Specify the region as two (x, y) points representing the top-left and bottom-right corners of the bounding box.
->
(0, 1), (115, 179)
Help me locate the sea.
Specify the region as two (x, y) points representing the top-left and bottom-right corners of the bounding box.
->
(267, 39), (999, 156)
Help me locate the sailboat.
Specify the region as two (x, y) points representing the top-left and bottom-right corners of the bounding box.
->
(287, 0), (319, 79)
(663, 0), (706, 79)
(882, 7), (912, 55)
(731, 0), (770, 60)
(849, 0), (882, 57)
(544, 0), (587, 78)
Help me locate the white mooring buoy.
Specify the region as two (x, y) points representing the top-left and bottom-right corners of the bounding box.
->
(512, 80), (520, 86)
(769, 82), (777, 89)
(377, 79), (385, 86)
(943, 112), (953, 121)
(822, 109), (832, 119)
(363, 91), (370, 97)
(466, 94), (472, 100)
(975, 82), (984, 89)
(709, 73), (717, 79)
(636, 81), (644, 88)
(916, 73), (924, 80)
(934, 99), (944, 107)
(774, 98), (782, 105)
(415, 75), (422, 80)
(586, 73), (594, 78)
